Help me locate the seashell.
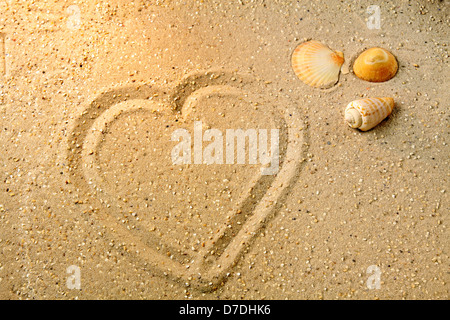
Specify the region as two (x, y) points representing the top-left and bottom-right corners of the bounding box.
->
(292, 40), (345, 88)
(353, 47), (398, 82)
(344, 97), (394, 131)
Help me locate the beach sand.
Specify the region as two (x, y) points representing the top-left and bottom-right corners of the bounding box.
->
(0, 0), (448, 299)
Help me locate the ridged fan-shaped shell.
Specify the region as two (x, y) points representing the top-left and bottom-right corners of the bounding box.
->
(292, 40), (344, 88)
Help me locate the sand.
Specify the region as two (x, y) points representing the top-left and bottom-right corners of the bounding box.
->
(0, 0), (448, 299)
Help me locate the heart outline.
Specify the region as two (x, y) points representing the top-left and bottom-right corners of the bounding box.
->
(67, 70), (305, 290)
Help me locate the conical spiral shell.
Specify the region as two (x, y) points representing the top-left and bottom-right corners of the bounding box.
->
(292, 40), (344, 88)
(344, 97), (394, 131)
(353, 48), (398, 82)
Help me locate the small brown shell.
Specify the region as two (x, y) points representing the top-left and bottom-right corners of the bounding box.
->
(353, 48), (398, 82)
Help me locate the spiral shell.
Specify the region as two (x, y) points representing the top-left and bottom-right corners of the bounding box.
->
(344, 97), (394, 131)
(292, 40), (344, 88)
(353, 47), (398, 82)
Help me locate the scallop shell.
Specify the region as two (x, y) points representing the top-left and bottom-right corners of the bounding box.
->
(292, 40), (344, 88)
(353, 48), (398, 82)
(344, 97), (394, 131)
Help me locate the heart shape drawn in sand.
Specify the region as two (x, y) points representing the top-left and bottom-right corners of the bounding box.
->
(67, 70), (305, 290)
